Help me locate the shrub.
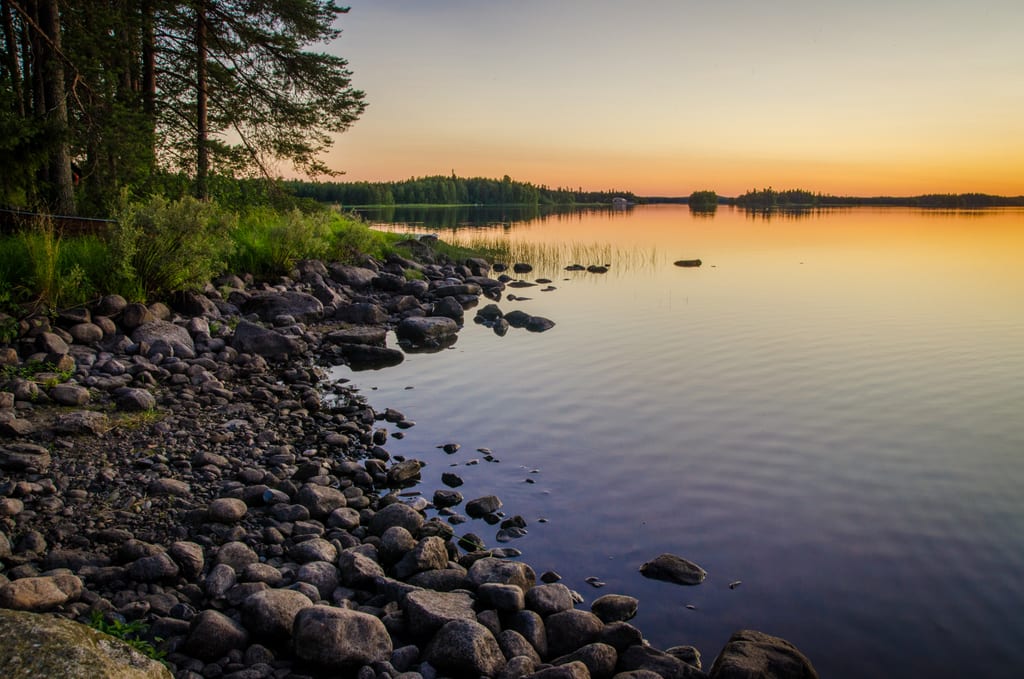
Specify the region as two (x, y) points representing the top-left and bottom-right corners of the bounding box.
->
(111, 195), (235, 299)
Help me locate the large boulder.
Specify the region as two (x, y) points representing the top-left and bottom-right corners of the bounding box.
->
(395, 316), (459, 347)
(0, 443), (52, 472)
(184, 609), (249, 661)
(0, 609), (172, 678)
(619, 645), (705, 678)
(708, 630), (819, 679)
(328, 264), (378, 288)
(425, 618), (506, 677)
(466, 557), (536, 593)
(131, 320), (195, 359)
(231, 320), (303, 357)
(241, 588), (313, 639)
(292, 606), (393, 669)
(404, 589), (478, 637)
(240, 291), (324, 323)
(639, 553), (707, 586)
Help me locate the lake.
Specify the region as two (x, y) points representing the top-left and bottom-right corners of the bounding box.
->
(335, 204), (1024, 678)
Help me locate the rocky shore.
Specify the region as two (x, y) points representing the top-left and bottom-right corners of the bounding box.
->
(0, 245), (818, 678)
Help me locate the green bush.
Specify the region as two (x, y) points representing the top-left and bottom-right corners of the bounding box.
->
(229, 207), (331, 275)
(111, 195), (235, 299)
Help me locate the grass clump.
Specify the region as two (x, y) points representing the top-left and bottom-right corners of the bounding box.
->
(88, 611), (166, 663)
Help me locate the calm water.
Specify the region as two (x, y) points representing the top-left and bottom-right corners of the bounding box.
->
(337, 205), (1024, 678)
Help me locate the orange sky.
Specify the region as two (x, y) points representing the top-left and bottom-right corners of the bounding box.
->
(318, 1), (1024, 197)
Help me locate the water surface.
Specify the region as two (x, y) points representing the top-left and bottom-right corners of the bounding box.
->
(339, 205), (1024, 678)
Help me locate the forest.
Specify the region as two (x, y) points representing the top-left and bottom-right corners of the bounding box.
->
(283, 174), (638, 207)
(0, 0), (366, 217)
(733, 188), (1024, 209)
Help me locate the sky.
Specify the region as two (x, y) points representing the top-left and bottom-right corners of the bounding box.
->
(320, 0), (1024, 197)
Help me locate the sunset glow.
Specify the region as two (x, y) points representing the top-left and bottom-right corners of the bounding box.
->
(323, 1), (1024, 197)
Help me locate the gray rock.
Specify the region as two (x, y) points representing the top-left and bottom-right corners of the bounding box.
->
(120, 303), (155, 330)
(432, 283), (482, 298)
(241, 291), (324, 323)
(131, 320), (196, 358)
(404, 589), (478, 637)
(115, 388), (156, 412)
(639, 553), (707, 586)
(48, 383), (91, 406)
(327, 506), (362, 531)
(499, 629), (542, 665)
(147, 477), (190, 497)
(128, 553), (180, 583)
(393, 536), (449, 579)
(708, 630), (818, 679)
(69, 322), (104, 344)
(0, 574), (82, 611)
(499, 655), (539, 679)
(231, 320), (303, 357)
(168, 541), (205, 580)
(241, 588), (313, 639)
(293, 606), (393, 669)
(380, 525), (418, 564)
(433, 489), (463, 508)
(52, 410), (108, 435)
(395, 316), (459, 347)
(0, 608), (172, 678)
(618, 645), (705, 679)
(185, 609), (249, 661)
(337, 550), (385, 589)
(208, 497), (248, 523)
(95, 293), (128, 317)
(666, 646), (702, 670)
(335, 302), (389, 324)
(296, 483), (347, 518)
(507, 609), (548, 658)
(36, 331), (69, 355)
(370, 502), (425, 536)
(387, 459), (423, 487)
(590, 594), (638, 623)
(216, 541), (260, 570)
(466, 495), (503, 517)
(431, 296), (465, 322)
(528, 661), (591, 678)
(328, 264), (378, 288)
(479, 582), (526, 612)
(288, 538), (338, 564)
(295, 560), (340, 599)
(545, 610), (605, 659)
(0, 443), (52, 472)
(553, 643), (618, 679)
(467, 557), (536, 593)
(326, 326), (388, 345)
(205, 563), (237, 599)
(425, 618), (506, 677)
(526, 582), (575, 617)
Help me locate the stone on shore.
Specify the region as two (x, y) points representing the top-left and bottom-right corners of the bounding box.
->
(0, 443), (52, 472)
(0, 608), (172, 678)
(708, 629), (819, 679)
(591, 594), (639, 623)
(241, 588), (313, 639)
(425, 618), (506, 677)
(231, 319), (303, 357)
(404, 589), (478, 637)
(131, 320), (195, 358)
(292, 606), (393, 669)
(0, 573), (82, 611)
(396, 316), (459, 347)
(467, 557), (536, 592)
(639, 553), (707, 586)
(184, 609), (250, 661)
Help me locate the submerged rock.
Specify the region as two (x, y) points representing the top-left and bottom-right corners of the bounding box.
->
(709, 629), (819, 679)
(639, 553), (707, 586)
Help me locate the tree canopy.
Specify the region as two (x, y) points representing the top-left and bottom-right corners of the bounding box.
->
(0, 0), (365, 215)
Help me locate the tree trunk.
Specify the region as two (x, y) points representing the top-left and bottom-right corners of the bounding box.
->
(37, 0), (75, 214)
(1, 0), (24, 117)
(194, 0), (208, 200)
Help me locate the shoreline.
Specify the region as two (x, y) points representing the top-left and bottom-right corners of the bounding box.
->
(0, 249), (818, 678)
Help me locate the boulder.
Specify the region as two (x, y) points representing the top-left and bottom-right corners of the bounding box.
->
(404, 589), (478, 637)
(395, 316), (459, 347)
(552, 643), (618, 679)
(328, 264), (378, 288)
(46, 383), (88, 407)
(619, 645), (705, 679)
(526, 582), (575, 617)
(184, 609), (249, 661)
(369, 502), (425, 536)
(0, 608), (172, 678)
(466, 557), (536, 593)
(241, 588), (313, 639)
(231, 320), (303, 358)
(335, 302), (388, 325)
(114, 388), (156, 412)
(131, 320), (195, 359)
(292, 606), (393, 669)
(545, 609), (605, 659)
(393, 536), (449, 579)
(591, 594), (639, 623)
(240, 291), (324, 323)
(0, 443), (52, 472)
(295, 483), (347, 519)
(639, 553), (707, 586)
(425, 618), (506, 677)
(708, 630), (818, 679)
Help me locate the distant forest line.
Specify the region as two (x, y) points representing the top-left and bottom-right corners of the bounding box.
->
(284, 176), (1024, 210)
